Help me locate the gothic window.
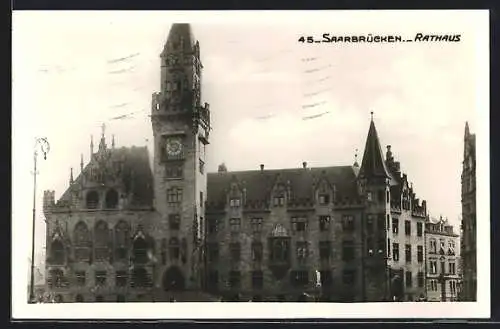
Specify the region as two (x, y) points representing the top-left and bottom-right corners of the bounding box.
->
(273, 195), (285, 206)
(318, 194), (330, 205)
(269, 238), (290, 262)
(131, 268), (152, 288)
(95, 271), (107, 286)
(230, 242), (241, 261)
(229, 218), (241, 232)
(169, 214), (181, 230)
(114, 221), (130, 261)
(405, 220), (411, 236)
(392, 218), (399, 234)
(291, 270), (309, 286)
(251, 218), (263, 233)
(342, 215), (355, 232)
(105, 189), (119, 209)
(405, 271), (413, 288)
(319, 216), (330, 231)
(133, 237), (149, 264)
(430, 238), (437, 253)
(251, 242), (263, 261)
(417, 245), (424, 263)
(392, 243), (400, 262)
(115, 270), (128, 287)
(75, 271), (86, 286)
(417, 271), (424, 287)
(86, 190), (99, 209)
(165, 164), (183, 179)
(296, 241), (308, 261)
(50, 239), (65, 265)
(405, 244), (412, 263)
(94, 221), (110, 262)
(429, 260), (437, 274)
(319, 241), (331, 260)
(342, 240), (355, 261)
(169, 237), (180, 261)
(229, 198), (241, 207)
(291, 217), (307, 232)
(167, 187), (183, 203)
(48, 269), (65, 288)
(74, 222), (90, 262)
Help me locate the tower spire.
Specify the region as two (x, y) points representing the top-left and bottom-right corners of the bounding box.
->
(112, 134), (115, 149)
(358, 114), (390, 179)
(99, 123), (107, 151)
(90, 135), (94, 155)
(70, 167), (74, 184)
(353, 148), (359, 167)
(80, 154), (84, 172)
(465, 121), (470, 138)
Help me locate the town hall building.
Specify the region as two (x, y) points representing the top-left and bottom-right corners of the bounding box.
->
(43, 23), (429, 303)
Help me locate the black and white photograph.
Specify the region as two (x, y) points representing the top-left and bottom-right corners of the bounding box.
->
(12, 10), (489, 319)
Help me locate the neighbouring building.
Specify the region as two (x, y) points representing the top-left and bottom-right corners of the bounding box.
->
(42, 23), (429, 303)
(425, 216), (460, 301)
(460, 122), (476, 301)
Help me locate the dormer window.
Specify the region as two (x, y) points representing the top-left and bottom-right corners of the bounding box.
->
(86, 190), (99, 209)
(273, 196), (285, 206)
(105, 189), (119, 209)
(229, 198), (241, 208)
(318, 194), (330, 205)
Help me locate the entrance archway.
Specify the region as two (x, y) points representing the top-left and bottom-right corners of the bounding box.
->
(162, 266), (185, 291)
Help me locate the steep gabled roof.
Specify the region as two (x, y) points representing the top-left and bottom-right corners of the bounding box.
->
(358, 118), (390, 179)
(58, 146), (154, 207)
(206, 165), (359, 206)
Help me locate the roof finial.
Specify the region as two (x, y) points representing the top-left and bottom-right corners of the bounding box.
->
(112, 134), (115, 148)
(70, 167), (74, 184)
(101, 123), (106, 139)
(353, 148), (359, 167)
(90, 135), (94, 154)
(80, 154), (84, 171)
(370, 111), (374, 121)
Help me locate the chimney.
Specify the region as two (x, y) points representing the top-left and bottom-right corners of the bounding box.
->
(302, 161), (307, 169)
(260, 164), (264, 171)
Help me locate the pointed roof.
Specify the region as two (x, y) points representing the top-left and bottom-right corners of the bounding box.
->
(161, 23), (196, 56)
(358, 113), (390, 179)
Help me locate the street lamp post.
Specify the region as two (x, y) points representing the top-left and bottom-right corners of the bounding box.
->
(29, 137), (50, 304)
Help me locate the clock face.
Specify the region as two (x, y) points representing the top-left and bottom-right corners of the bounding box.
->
(166, 138), (182, 156)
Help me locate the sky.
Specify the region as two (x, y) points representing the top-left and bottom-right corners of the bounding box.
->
(12, 11), (485, 271)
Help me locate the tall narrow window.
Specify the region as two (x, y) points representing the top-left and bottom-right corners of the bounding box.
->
(319, 216), (330, 231)
(169, 214), (181, 230)
(94, 221), (110, 262)
(392, 218), (399, 234)
(417, 271), (424, 288)
(405, 220), (411, 236)
(86, 190), (99, 209)
(342, 215), (355, 232)
(392, 243), (400, 262)
(251, 218), (263, 233)
(405, 271), (413, 288)
(417, 222), (423, 237)
(405, 244), (412, 263)
(114, 220), (130, 261)
(417, 245), (424, 263)
(74, 221), (90, 262)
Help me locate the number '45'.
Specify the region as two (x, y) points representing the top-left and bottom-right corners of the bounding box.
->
(298, 36), (314, 43)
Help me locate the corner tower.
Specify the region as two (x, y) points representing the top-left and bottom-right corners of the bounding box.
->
(151, 23), (211, 292)
(357, 112), (392, 301)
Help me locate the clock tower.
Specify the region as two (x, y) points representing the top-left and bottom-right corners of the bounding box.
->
(151, 23), (211, 293)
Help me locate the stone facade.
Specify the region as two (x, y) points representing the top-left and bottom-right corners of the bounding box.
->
(425, 216), (460, 301)
(460, 122), (476, 301)
(43, 23), (431, 303)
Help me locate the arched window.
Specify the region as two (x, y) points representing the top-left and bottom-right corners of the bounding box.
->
(74, 222), (90, 262)
(430, 238), (437, 253)
(94, 221), (110, 261)
(169, 238), (180, 261)
(51, 239), (65, 265)
(133, 237), (149, 264)
(114, 221), (130, 261)
(86, 191), (99, 209)
(131, 267), (151, 288)
(105, 189), (119, 209)
(75, 294), (84, 302)
(48, 269), (65, 288)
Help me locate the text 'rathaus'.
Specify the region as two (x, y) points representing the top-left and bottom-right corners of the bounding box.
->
(40, 23), (467, 303)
